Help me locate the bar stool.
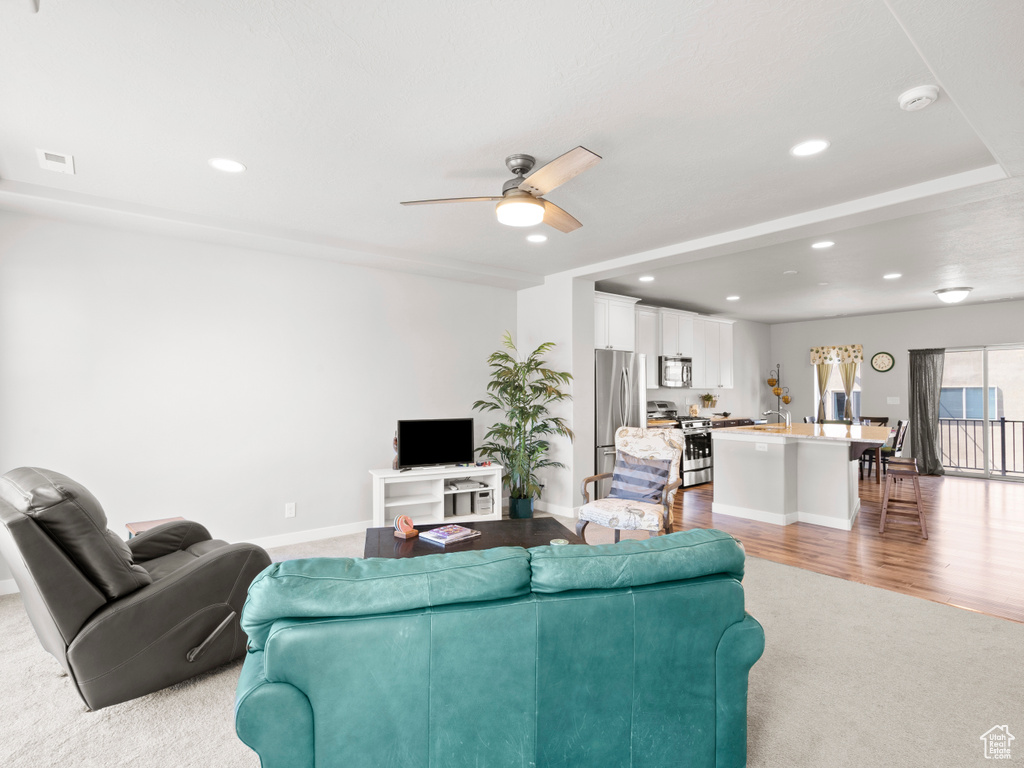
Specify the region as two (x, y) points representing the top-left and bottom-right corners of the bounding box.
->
(879, 456), (927, 539)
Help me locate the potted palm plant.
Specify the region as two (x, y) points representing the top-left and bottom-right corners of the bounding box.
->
(473, 332), (574, 519)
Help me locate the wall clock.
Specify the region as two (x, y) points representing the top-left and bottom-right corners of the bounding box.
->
(871, 351), (895, 372)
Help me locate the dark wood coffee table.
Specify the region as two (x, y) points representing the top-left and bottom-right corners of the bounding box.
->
(363, 517), (582, 559)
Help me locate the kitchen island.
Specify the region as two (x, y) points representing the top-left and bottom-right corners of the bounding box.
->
(711, 423), (891, 530)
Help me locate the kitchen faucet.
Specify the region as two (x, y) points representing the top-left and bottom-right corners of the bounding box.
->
(763, 409), (791, 428)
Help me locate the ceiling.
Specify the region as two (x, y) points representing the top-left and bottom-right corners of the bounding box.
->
(1, 1), (1022, 321)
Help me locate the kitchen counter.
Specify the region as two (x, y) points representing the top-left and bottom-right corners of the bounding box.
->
(716, 422), (891, 444)
(711, 423), (890, 530)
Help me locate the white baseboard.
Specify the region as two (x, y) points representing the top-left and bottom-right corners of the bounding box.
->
(534, 501), (579, 519)
(713, 502), (798, 526)
(247, 519), (374, 550)
(712, 501), (857, 531)
(798, 501), (858, 531)
(0, 578), (18, 596)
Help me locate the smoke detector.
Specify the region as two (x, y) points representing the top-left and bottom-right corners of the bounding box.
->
(898, 85), (940, 112)
(36, 149), (75, 175)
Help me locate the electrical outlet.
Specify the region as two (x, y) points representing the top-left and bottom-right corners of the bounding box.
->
(755, 443), (768, 452)
(285, 503), (296, 519)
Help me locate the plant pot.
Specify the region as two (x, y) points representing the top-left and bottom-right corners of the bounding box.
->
(508, 497), (534, 519)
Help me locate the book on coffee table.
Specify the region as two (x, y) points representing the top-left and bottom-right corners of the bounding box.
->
(420, 524), (482, 546)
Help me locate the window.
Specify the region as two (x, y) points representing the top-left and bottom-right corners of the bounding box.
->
(939, 386), (1003, 419)
(815, 365), (861, 421)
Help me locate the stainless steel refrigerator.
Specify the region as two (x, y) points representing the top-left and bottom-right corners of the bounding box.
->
(595, 349), (647, 498)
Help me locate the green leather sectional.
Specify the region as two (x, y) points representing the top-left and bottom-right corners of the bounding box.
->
(235, 529), (764, 767)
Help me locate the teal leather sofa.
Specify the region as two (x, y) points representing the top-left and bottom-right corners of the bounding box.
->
(235, 529), (764, 767)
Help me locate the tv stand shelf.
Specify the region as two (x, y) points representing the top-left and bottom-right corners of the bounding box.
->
(370, 464), (503, 527)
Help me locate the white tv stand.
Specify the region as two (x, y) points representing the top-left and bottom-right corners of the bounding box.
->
(369, 464), (503, 527)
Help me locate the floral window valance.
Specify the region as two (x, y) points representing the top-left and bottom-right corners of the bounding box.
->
(810, 344), (863, 364)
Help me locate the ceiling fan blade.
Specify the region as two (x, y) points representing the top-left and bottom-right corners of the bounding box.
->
(400, 196), (503, 206)
(518, 146), (601, 196)
(542, 200), (582, 233)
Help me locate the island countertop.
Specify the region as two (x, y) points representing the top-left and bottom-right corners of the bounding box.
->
(713, 423), (891, 444)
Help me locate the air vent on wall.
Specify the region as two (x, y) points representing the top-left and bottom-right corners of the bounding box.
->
(36, 149), (75, 175)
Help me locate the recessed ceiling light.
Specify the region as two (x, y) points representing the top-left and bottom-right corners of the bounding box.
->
(208, 157), (246, 173)
(883, 273), (902, 280)
(638, 276), (655, 282)
(811, 241), (834, 249)
(783, 270), (798, 275)
(725, 295), (740, 301)
(934, 287), (972, 304)
(818, 282), (830, 286)
(790, 139), (830, 157)
(526, 234), (547, 243)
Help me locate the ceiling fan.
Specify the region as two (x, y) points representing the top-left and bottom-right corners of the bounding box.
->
(400, 146), (601, 233)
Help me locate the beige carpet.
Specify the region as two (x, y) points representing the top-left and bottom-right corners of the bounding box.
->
(1, 522), (1020, 767)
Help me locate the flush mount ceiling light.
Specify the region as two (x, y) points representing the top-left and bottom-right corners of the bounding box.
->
(934, 287), (972, 304)
(812, 241), (834, 249)
(495, 192), (545, 227)
(526, 234), (547, 243)
(883, 273), (902, 280)
(726, 295), (740, 301)
(208, 157), (246, 173)
(638, 276), (655, 282)
(783, 270), (798, 275)
(899, 85), (940, 112)
(790, 139), (830, 157)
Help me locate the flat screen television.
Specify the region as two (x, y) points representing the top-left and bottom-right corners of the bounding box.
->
(397, 418), (475, 469)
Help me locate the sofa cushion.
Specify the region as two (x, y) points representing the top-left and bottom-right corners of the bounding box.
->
(242, 547), (531, 651)
(0, 467), (152, 600)
(529, 528), (744, 594)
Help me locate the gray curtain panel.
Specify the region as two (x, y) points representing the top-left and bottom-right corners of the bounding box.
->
(908, 348), (945, 475)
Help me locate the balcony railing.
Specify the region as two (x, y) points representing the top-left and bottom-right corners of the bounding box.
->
(939, 418), (1024, 477)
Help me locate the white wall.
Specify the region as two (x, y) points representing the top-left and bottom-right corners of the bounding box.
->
(0, 213), (516, 583)
(515, 275), (595, 516)
(770, 300), (1024, 451)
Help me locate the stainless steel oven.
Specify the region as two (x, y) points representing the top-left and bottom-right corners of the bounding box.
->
(678, 416), (713, 487)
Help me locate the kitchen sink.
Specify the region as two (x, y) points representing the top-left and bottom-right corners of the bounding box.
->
(750, 424), (789, 431)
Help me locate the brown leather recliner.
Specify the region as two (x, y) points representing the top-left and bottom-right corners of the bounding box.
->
(0, 467), (272, 710)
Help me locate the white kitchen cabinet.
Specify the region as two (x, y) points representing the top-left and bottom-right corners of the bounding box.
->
(691, 318), (735, 389)
(718, 321), (734, 388)
(692, 317), (707, 388)
(594, 292), (639, 351)
(658, 309), (695, 357)
(635, 306), (660, 389)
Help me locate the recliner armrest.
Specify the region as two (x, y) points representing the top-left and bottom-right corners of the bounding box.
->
(67, 541), (271, 709)
(127, 520), (212, 562)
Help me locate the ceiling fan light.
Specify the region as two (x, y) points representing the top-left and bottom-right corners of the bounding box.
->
(934, 287), (972, 304)
(495, 196), (544, 227)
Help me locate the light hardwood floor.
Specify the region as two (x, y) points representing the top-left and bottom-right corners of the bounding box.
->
(671, 474), (1024, 624)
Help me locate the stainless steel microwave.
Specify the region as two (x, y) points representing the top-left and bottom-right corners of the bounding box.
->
(658, 355), (692, 388)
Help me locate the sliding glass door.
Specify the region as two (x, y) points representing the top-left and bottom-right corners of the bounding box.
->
(940, 346), (1024, 480)
(986, 347), (1024, 479)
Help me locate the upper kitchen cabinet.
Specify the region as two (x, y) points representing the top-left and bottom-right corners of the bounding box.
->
(635, 306), (660, 389)
(594, 292), (640, 351)
(659, 309), (696, 357)
(691, 318), (734, 389)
